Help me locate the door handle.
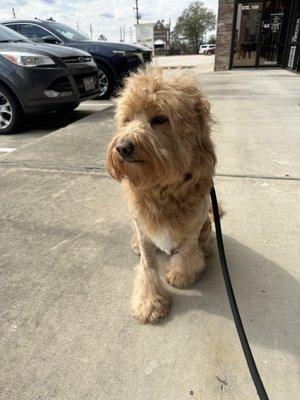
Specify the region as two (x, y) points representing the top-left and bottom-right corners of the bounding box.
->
(256, 35), (264, 44)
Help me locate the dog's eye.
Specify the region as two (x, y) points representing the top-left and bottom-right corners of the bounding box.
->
(151, 115), (168, 125)
(123, 118), (130, 124)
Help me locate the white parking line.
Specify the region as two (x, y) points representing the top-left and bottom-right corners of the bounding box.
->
(0, 147), (16, 153)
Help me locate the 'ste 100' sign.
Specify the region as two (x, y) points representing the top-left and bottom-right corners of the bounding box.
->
(242, 4), (261, 11)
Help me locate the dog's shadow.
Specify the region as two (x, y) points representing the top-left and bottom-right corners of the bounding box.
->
(157, 235), (299, 360)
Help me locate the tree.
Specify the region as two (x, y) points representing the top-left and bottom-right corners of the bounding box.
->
(208, 34), (216, 44)
(174, 2), (216, 53)
(98, 34), (107, 41)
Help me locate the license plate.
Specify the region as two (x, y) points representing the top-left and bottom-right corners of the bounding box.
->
(83, 77), (96, 91)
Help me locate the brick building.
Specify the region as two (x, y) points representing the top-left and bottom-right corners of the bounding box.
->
(215, 0), (299, 72)
(154, 20), (170, 51)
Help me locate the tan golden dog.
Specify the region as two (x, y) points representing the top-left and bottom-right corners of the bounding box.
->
(107, 67), (216, 323)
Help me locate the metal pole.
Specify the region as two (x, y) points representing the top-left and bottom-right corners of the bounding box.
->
(134, 0), (140, 25)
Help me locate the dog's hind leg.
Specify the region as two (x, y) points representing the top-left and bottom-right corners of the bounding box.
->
(131, 220), (171, 323)
(131, 230), (140, 255)
(165, 232), (206, 288)
(198, 216), (213, 257)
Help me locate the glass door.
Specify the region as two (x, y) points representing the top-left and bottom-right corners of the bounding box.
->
(232, 1), (263, 67)
(258, 0), (286, 66)
(232, 1), (289, 68)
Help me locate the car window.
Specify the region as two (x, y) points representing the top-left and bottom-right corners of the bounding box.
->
(209, 45), (215, 48)
(47, 22), (90, 41)
(19, 24), (53, 42)
(0, 24), (30, 42)
(4, 24), (20, 34)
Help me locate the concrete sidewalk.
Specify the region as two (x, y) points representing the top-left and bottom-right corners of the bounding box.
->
(0, 66), (299, 400)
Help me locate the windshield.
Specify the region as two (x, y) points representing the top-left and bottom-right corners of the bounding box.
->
(0, 24), (30, 42)
(48, 22), (90, 41)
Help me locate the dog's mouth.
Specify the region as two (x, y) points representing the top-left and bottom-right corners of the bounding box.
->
(117, 154), (144, 164)
(123, 159), (144, 164)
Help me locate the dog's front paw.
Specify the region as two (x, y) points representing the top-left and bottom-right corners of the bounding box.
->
(132, 293), (171, 324)
(165, 266), (201, 288)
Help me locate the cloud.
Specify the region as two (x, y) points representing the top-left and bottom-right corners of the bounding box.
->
(100, 12), (114, 19)
(40, 0), (56, 4)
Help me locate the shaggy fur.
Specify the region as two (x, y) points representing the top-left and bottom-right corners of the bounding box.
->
(107, 67), (216, 323)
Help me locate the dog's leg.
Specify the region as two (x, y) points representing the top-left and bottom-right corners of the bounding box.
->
(165, 232), (205, 288)
(131, 221), (171, 323)
(198, 216), (213, 257)
(131, 230), (140, 255)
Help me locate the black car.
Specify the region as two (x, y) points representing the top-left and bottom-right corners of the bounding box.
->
(2, 19), (153, 99)
(0, 24), (99, 134)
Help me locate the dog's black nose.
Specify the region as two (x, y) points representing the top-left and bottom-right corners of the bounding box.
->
(116, 140), (134, 158)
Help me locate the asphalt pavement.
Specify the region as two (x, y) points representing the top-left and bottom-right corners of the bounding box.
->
(0, 57), (299, 400)
(0, 100), (113, 154)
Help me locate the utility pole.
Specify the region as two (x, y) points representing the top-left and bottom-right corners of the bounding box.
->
(133, 0), (140, 25)
(12, 8), (16, 18)
(129, 27), (133, 43)
(89, 24), (93, 39)
(76, 21), (79, 30)
(122, 27), (126, 43)
(120, 27), (123, 42)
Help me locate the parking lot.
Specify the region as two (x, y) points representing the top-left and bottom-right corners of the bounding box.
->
(0, 99), (113, 155)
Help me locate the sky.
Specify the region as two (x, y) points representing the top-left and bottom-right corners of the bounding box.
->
(0, 0), (218, 43)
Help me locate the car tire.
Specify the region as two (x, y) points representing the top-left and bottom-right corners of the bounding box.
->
(0, 84), (22, 135)
(97, 64), (114, 99)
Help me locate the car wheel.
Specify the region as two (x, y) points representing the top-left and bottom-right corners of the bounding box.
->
(97, 64), (114, 99)
(0, 84), (21, 135)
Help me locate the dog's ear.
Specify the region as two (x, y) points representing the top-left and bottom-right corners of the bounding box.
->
(193, 89), (216, 173)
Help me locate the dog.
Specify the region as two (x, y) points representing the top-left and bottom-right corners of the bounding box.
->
(106, 67), (216, 323)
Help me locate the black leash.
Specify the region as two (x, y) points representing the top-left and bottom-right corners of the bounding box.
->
(210, 186), (269, 400)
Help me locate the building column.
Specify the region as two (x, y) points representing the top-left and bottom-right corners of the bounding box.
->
(215, 0), (236, 71)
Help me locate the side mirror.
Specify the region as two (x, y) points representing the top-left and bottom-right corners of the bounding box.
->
(42, 36), (60, 44)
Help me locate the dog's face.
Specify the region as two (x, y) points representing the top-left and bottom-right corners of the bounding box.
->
(107, 68), (215, 187)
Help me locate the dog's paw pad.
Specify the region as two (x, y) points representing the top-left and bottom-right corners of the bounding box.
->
(132, 298), (170, 324)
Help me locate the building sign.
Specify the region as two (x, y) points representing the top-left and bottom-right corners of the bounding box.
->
(135, 23), (154, 51)
(292, 18), (300, 43)
(270, 13), (283, 33)
(288, 46), (296, 69)
(242, 3), (261, 11)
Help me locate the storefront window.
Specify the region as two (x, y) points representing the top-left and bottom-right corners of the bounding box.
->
(232, 0), (289, 68)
